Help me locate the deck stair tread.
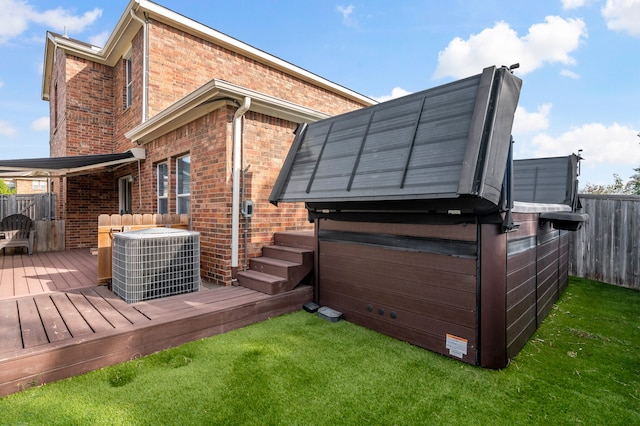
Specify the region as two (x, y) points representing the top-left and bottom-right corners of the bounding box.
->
(238, 231), (314, 295)
(237, 269), (288, 284)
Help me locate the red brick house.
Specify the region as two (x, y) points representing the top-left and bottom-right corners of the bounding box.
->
(40, 0), (374, 285)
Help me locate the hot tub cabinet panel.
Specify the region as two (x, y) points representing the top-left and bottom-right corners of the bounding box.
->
(317, 220), (479, 364)
(317, 216), (570, 368)
(505, 214), (570, 360)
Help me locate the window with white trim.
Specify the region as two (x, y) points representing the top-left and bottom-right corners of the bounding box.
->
(157, 162), (168, 214)
(176, 155), (191, 215)
(32, 180), (47, 191)
(118, 176), (133, 215)
(124, 51), (133, 109)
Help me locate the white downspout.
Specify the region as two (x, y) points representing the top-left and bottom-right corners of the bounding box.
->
(129, 9), (148, 122)
(232, 97), (251, 279)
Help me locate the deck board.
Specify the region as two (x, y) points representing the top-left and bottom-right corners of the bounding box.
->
(49, 293), (94, 338)
(76, 287), (134, 328)
(13, 256), (30, 298)
(16, 298), (49, 349)
(34, 296), (72, 343)
(91, 285), (150, 324)
(0, 300), (21, 354)
(0, 256), (14, 298)
(48, 251), (96, 284)
(41, 252), (85, 290)
(28, 251), (60, 292)
(0, 249), (99, 299)
(65, 291), (114, 333)
(0, 250), (312, 398)
(22, 255), (45, 295)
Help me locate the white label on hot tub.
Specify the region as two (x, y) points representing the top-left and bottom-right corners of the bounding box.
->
(446, 334), (468, 359)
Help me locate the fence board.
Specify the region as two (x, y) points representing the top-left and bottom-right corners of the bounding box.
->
(97, 214), (190, 283)
(0, 194), (55, 221)
(34, 220), (65, 253)
(570, 194), (640, 289)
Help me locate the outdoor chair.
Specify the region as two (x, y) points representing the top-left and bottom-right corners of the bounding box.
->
(0, 214), (35, 255)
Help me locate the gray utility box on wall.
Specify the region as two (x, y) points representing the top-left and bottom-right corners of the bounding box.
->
(112, 227), (201, 303)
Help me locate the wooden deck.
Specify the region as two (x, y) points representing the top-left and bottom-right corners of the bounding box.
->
(0, 250), (312, 398)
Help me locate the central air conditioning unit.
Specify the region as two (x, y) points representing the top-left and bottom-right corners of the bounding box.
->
(112, 227), (200, 303)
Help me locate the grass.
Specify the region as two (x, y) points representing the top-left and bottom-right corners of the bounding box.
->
(0, 277), (638, 425)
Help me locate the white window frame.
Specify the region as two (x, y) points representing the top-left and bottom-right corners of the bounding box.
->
(32, 180), (46, 191)
(157, 162), (168, 214)
(124, 50), (133, 108)
(176, 155), (191, 215)
(118, 176), (133, 215)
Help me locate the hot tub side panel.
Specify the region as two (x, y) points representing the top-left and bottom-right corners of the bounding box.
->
(559, 230), (569, 293)
(316, 220), (479, 365)
(479, 223), (508, 369)
(536, 221), (562, 324)
(506, 213), (570, 359)
(506, 213), (539, 359)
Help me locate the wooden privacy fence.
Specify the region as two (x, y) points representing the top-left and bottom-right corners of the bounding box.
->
(97, 213), (189, 283)
(0, 193), (56, 221)
(34, 220), (65, 253)
(570, 194), (640, 289)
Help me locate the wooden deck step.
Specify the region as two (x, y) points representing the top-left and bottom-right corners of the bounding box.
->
(236, 269), (289, 295)
(238, 231), (314, 295)
(249, 257), (299, 277)
(274, 231), (314, 249)
(262, 245), (313, 264)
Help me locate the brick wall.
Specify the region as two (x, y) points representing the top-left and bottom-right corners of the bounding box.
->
(114, 30), (143, 149)
(48, 15), (368, 281)
(118, 106), (311, 285)
(63, 56), (115, 156)
(145, 20), (365, 122)
(65, 174), (118, 249)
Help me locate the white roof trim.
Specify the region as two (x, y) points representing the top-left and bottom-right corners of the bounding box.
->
(125, 79), (332, 144)
(42, 0), (375, 106)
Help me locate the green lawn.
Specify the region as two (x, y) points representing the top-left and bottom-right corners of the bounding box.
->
(1, 277), (638, 425)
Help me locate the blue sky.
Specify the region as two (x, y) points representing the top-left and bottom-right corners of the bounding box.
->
(0, 0), (638, 188)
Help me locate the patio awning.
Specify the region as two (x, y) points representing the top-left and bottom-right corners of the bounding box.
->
(0, 148), (145, 178)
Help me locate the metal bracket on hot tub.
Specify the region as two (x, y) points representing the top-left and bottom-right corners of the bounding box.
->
(501, 210), (521, 233)
(539, 212), (589, 231)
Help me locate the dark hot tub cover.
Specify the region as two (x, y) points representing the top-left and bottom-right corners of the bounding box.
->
(270, 66), (522, 213)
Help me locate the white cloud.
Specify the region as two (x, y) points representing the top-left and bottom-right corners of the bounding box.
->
(0, 79), (4, 88)
(372, 87), (412, 102)
(560, 69), (580, 79)
(0, 120), (17, 137)
(434, 16), (587, 79)
(513, 104), (552, 135)
(530, 122), (640, 164)
(562, 0), (586, 9)
(88, 30), (109, 48)
(336, 4), (358, 28)
(31, 116), (49, 132)
(0, 0), (102, 43)
(602, 0), (640, 37)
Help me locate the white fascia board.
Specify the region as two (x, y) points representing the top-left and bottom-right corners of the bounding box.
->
(125, 79), (331, 144)
(135, 0), (375, 107)
(42, 0), (376, 107)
